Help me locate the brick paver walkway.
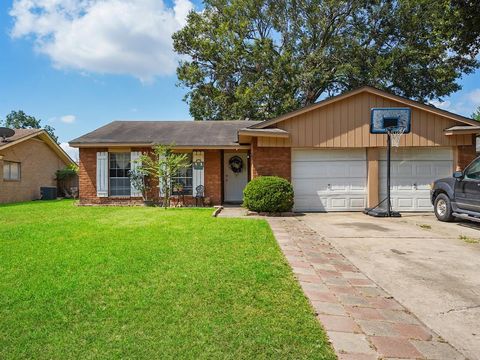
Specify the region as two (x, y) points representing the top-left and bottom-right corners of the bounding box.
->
(268, 217), (464, 360)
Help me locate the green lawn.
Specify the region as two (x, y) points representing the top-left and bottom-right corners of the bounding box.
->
(0, 200), (334, 359)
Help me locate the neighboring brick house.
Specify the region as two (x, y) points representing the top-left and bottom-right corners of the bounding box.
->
(0, 129), (75, 204)
(70, 86), (480, 211)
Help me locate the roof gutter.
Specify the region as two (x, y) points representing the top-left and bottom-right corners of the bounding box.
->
(69, 142), (251, 150)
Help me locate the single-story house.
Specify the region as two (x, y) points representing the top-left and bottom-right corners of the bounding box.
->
(69, 86), (480, 211)
(0, 129), (75, 203)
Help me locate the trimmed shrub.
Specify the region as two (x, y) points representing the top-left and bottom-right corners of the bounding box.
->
(243, 176), (294, 213)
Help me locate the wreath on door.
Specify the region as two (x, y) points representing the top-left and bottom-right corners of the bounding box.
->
(229, 156), (243, 174)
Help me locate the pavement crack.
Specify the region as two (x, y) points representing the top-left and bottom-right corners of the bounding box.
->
(441, 304), (480, 314)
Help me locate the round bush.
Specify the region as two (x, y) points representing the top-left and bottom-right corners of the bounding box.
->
(243, 176), (294, 213)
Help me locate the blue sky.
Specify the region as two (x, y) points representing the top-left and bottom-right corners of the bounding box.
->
(0, 0), (479, 160)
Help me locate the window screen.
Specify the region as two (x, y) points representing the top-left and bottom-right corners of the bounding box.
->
(3, 161), (20, 181)
(171, 153), (193, 195)
(109, 153), (131, 196)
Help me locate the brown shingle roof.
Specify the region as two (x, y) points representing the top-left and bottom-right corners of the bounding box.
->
(0, 128), (75, 165)
(0, 128), (42, 145)
(69, 121), (261, 147)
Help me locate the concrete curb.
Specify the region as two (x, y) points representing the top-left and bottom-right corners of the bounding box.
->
(212, 206), (224, 217)
(247, 211), (295, 217)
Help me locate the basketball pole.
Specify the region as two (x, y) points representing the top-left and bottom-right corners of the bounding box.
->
(386, 130), (392, 217)
(363, 127), (400, 218)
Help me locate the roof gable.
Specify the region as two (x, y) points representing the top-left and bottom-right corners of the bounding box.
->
(0, 129), (74, 165)
(250, 86), (478, 129)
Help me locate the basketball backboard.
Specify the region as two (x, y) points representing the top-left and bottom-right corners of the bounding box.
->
(370, 108), (411, 134)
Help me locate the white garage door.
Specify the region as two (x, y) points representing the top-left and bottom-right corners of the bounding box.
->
(292, 149), (367, 212)
(380, 148), (453, 212)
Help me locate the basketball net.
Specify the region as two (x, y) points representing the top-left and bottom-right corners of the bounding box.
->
(387, 127), (405, 148)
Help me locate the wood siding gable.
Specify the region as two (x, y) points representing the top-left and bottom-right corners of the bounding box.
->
(257, 92), (473, 148)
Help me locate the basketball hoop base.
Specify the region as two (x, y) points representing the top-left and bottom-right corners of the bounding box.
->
(363, 208), (401, 218)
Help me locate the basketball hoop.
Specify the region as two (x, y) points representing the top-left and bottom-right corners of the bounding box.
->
(365, 108), (411, 218)
(387, 127), (405, 148)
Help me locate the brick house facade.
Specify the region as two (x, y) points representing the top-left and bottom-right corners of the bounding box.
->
(250, 139), (291, 181)
(0, 129), (75, 204)
(70, 87), (479, 210)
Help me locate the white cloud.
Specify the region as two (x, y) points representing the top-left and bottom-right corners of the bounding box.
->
(430, 89), (480, 117)
(430, 100), (452, 111)
(9, 0), (194, 82)
(60, 115), (76, 123)
(467, 89), (480, 106)
(60, 142), (79, 162)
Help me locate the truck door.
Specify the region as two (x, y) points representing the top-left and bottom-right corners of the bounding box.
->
(455, 158), (480, 212)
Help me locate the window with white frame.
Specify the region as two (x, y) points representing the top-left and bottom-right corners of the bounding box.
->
(3, 161), (20, 181)
(171, 153), (193, 195)
(109, 153), (131, 196)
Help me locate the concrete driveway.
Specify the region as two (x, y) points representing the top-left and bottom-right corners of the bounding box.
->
(299, 212), (480, 360)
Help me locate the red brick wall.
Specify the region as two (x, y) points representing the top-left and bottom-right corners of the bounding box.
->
(79, 147), (145, 205)
(251, 139), (291, 181)
(457, 138), (478, 170)
(78, 147), (222, 206)
(79, 147), (101, 204)
(204, 150), (222, 205)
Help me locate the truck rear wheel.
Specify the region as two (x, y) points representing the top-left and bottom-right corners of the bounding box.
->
(434, 193), (455, 222)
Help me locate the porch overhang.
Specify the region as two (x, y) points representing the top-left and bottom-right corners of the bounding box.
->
(444, 125), (480, 136)
(237, 128), (290, 144)
(237, 128), (290, 138)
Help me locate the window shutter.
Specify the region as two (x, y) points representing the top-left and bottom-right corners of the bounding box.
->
(130, 151), (142, 197)
(192, 151), (205, 196)
(159, 154), (165, 197)
(96, 152), (108, 197)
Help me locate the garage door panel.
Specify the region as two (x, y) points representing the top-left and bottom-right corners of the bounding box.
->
(294, 195), (367, 212)
(328, 165), (349, 177)
(293, 178), (365, 195)
(380, 148), (453, 212)
(293, 149), (366, 161)
(293, 179), (328, 194)
(397, 197), (414, 208)
(350, 197), (367, 208)
(347, 163), (367, 177)
(292, 149), (367, 212)
(434, 164), (453, 176)
(294, 195), (328, 212)
(331, 198), (347, 209)
(293, 162), (366, 178)
(397, 163), (414, 177)
(380, 147), (453, 161)
(416, 164), (434, 176)
(292, 162), (329, 178)
(417, 198), (433, 208)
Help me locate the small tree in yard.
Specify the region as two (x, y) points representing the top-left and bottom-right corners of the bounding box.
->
(55, 164), (79, 198)
(137, 145), (190, 208)
(129, 167), (152, 204)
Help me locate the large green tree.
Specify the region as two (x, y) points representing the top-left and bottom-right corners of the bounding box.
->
(173, 0), (479, 120)
(472, 106), (480, 121)
(1, 110), (58, 143)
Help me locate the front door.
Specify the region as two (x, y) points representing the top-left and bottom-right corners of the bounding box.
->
(224, 152), (248, 203)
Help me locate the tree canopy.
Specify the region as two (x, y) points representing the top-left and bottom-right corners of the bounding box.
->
(173, 0), (479, 120)
(1, 110), (58, 143)
(472, 106), (480, 121)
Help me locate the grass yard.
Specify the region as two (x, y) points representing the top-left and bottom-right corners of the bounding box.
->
(0, 200), (334, 359)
